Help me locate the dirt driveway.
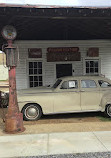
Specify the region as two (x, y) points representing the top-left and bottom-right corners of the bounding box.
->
(0, 108), (101, 124)
(0, 108), (111, 135)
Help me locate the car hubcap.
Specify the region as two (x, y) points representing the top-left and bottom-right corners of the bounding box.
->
(25, 105), (39, 119)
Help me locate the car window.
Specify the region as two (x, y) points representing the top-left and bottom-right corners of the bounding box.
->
(81, 80), (97, 88)
(98, 80), (110, 88)
(61, 80), (78, 89)
(52, 79), (62, 88)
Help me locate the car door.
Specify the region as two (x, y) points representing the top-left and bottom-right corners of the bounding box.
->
(80, 79), (100, 111)
(53, 79), (81, 113)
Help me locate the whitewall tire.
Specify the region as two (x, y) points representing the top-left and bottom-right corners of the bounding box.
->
(22, 104), (42, 121)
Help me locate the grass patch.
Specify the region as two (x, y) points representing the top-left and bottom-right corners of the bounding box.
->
(97, 116), (111, 121)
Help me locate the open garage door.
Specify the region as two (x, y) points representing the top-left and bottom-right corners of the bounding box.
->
(56, 64), (72, 78)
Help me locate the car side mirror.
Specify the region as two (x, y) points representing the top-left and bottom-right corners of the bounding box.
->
(108, 84), (111, 87)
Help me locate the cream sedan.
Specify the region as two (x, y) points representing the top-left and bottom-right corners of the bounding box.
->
(17, 76), (111, 121)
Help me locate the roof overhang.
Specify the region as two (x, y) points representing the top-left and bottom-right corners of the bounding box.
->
(0, 5), (111, 48)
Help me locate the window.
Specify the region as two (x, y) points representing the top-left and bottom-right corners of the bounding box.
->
(29, 62), (42, 87)
(52, 79), (62, 88)
(85, 60), (99, 75)
(61, 80), (78, 89)
(98, 80), (110, 88)
(81, 80), (97, 88)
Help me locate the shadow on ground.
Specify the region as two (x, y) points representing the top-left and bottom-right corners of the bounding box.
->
(0, 107), (108, 125)
(42, 111), (102, 120)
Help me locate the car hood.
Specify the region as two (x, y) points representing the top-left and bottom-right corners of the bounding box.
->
(17, 86), (54, 95)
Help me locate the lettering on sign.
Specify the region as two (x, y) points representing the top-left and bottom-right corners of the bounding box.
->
(47, 47), (79, 53)
(28, 48), (42, 58)
(47, 47), (80, 62)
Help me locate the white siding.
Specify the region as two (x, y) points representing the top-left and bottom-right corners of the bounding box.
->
(15, 40), (111, 89)
(16, 47), (27, 89)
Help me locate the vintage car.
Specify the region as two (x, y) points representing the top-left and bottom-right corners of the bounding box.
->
(17, 76), (111, 121)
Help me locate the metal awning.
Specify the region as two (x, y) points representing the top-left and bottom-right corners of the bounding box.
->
(0, 5), (111, 48)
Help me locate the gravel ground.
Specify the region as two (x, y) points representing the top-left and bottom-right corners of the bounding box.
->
(16, 152), (111, 158)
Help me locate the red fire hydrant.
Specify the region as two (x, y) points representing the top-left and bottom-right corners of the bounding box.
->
(2, 25), (25, 133)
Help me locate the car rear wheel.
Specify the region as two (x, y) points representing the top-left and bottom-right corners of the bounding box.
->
(104, 104), (111, 118)
(22, 104), (42, 121)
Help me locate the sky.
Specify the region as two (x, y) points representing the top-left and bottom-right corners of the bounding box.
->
(0, 0), (111, 7)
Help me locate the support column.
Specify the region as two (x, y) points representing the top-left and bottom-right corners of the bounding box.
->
(5, 67), (25, 133)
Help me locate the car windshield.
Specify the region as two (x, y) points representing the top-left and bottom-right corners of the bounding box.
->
(52, 79), (62, 88)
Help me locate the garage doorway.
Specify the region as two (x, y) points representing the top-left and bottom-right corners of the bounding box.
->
(56, 64), (72, 78)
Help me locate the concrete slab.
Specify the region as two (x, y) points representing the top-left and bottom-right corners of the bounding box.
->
(0, 134), (48, 158)
(48, 132), (107, 155)
(0, 131), (111, 158)
(94, 131), (111, 151)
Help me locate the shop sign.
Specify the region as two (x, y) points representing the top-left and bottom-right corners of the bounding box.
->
(28, 48), (42, 58)
(87, 48), (99, 57)
(47, 47), (80, 62)
(47, 47), (79, 53)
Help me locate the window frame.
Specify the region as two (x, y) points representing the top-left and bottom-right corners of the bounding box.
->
(81, 80), (97, 88)
(60, 80), (78, 89)
(28, 61), (43, 87)
(84, 58), (100, 76)
(98, 80), (111, 88)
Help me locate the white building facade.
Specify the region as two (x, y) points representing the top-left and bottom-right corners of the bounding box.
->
(15, 40), (111, 90)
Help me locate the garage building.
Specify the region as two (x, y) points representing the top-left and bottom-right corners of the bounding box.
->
(0, 4), (111, 89)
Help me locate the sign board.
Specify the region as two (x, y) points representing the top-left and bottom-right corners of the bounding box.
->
(69, 81), (76, 88)
(28, 48), (42, 58)
(47, 47), (79, 53)
(87, 48), (99, 57)
(2, 25), (17, 40)
(47, 47), (80, 62)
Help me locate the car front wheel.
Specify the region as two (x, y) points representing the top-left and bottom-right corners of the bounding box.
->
(22, 104), (42, 121)
(104, 104), (111, 118)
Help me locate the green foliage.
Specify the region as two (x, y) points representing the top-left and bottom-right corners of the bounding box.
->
(97, 116), (111, 121)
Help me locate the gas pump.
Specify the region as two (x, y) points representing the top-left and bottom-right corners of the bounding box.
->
(1, 25), (25, 133)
